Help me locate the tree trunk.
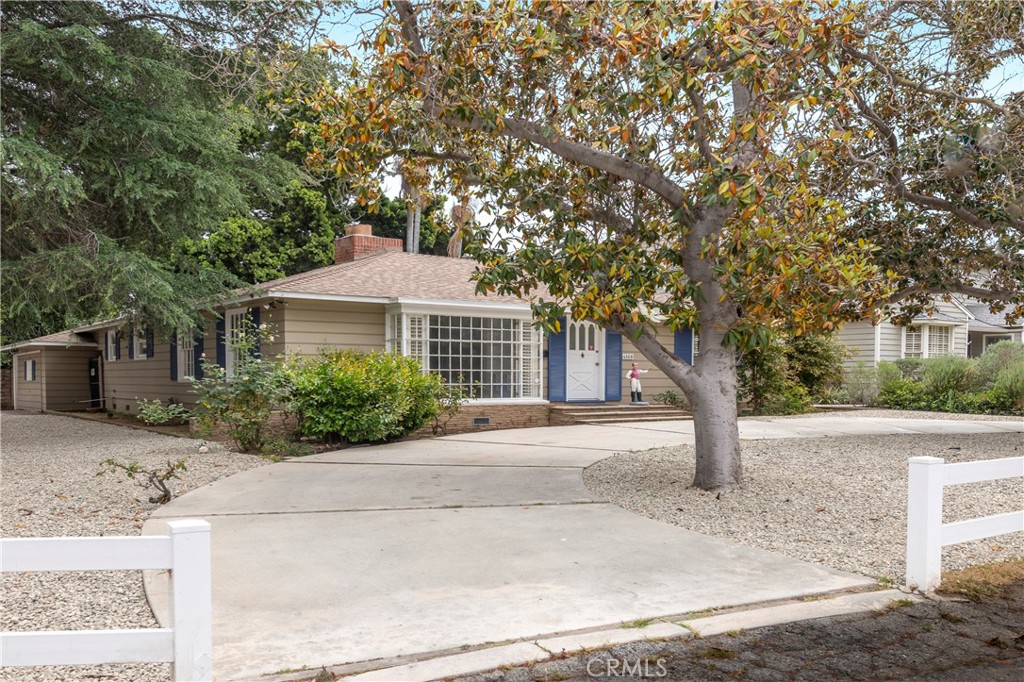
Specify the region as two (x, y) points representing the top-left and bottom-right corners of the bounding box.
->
(686, 349), (742, 490)
(618, 319), (743, 491)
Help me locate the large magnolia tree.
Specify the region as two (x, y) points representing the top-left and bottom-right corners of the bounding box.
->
(294, 0), (1023, 490)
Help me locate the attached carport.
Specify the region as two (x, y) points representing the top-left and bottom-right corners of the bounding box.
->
(1, 331), (101, 412)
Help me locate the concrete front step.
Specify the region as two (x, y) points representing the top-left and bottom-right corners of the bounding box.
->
(550, 403), (691, 425)
(574, 415), (693, 424)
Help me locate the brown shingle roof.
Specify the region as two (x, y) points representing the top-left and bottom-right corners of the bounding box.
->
(259, 251), (532, 305)
(1, 330), (98, 352)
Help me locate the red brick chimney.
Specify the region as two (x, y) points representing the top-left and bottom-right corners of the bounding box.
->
(334, 223), (404, 263)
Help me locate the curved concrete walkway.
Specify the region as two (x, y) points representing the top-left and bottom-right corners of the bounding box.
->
(143, 416), (1023, 680)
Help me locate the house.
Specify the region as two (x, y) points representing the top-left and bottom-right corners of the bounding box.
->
(4, 225), (696, 428)
(958, 299), (1024, 357)
(835, 298), (972, 369)
(836, 294), (1024, 369)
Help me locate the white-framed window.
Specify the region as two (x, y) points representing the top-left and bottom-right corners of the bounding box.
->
(133, 330), (149, 359)
(106, 332), (118, 361)
(905, 326), (923, 358)
(224, 308), (247, 378)
(23, 358), (36, 382)
(386, 309), (543, 400)
(178, 331), (195, 381)
(983, 334), (1013, 351)
(928, 326), (951, 357)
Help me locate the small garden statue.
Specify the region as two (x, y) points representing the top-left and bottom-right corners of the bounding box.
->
(627, 362), (649, 405)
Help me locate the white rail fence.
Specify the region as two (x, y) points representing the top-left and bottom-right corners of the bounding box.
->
(1, 519), (212, 681)
(906, 456), (1024, 592)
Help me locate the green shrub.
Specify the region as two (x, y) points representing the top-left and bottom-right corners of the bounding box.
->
(785, 335), (847, 401)
(878, 378), (926, 409)
(651, 390), (687, 408)
(893, 358), (925, 380)
(877, 361), (902, 391)
(770, 380), (813, 415)
(287, 350), (448, 444)
(136, 398), (190, 425)
(190, 321), (291, 452)
(977, 341), (1024, 387)
(842, 361), (880, 405)
(738, 339), (789, 415)
(921, 356), (979, 395)
(993, 360), (1024, 411)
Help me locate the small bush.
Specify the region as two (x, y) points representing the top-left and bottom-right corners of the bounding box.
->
(136, 399), (190, 425)
(287, 350), (448, 444)
(977, 341), (1024, 387)
(877, 378), (925, 409)
(842, 361), (880, 405)
(190, 320), (291, 452)
(893, 358), (925, 380)
(738, 339), (790, 415)
(785, 335), (847, 401)
(993, 360), (1024, 411)
(651, 390), (687, 408)
(876, 361), (902, 391)
(921, 356), (979, 395)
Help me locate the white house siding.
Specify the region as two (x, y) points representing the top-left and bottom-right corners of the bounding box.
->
(836, 321), (877, 369)
(878, 324), (903, 362)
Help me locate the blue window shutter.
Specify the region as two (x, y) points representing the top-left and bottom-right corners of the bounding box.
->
(547, 319), (567, 402)
(216, 318), (226, 368)
(146, 328), (155, 358)
(169, 331), (178, 381)
(604, 331), (622, 401)
(674, 327), (694, 365)
(193, 333), (205, 380)
(104, 332), (109, 361)
(115, 331), (121, 360)
(248, 307), (261, 359)
(127, 326), (135, 359)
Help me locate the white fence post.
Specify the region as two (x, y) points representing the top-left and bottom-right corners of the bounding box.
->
(906, 456), (944, 592)
(167, 519), (213, 682)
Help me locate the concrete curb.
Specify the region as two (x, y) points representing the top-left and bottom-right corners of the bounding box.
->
(258, 589), (919, 682)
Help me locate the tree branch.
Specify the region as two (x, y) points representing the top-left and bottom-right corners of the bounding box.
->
(889, 283), (1021, 304)
(843, 45), (1008, 115)
(391, 0), (691, 212)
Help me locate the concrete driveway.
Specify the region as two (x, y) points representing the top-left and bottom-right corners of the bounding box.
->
(143, 416), (1023, 680)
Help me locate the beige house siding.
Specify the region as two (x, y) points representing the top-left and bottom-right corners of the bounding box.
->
(101, 322), (214, 414)
(42, 348), (97, 411)
(836, 321), (877, 369)
(14, 352), (42, 411)
(280, 300), (387, 357)
(617, 326), (681, 404)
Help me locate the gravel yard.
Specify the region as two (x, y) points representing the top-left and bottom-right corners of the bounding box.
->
(585, 424), (1024, 585)
(0, 411), (268, 682)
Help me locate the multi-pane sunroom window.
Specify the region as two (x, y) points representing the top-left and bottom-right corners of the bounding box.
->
(387, 311), (542, 400)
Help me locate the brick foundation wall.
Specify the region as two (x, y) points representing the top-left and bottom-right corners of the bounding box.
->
(419, 403), (551, 436)
(191, 404), (552, 447)
(0, 368), (12, 410)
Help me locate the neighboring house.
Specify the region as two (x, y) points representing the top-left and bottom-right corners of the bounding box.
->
(3, 331), (102, 413)
(3, 225), (697, 427)
(835, 298), (971, 370)
(958, 299), (1024, 357)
